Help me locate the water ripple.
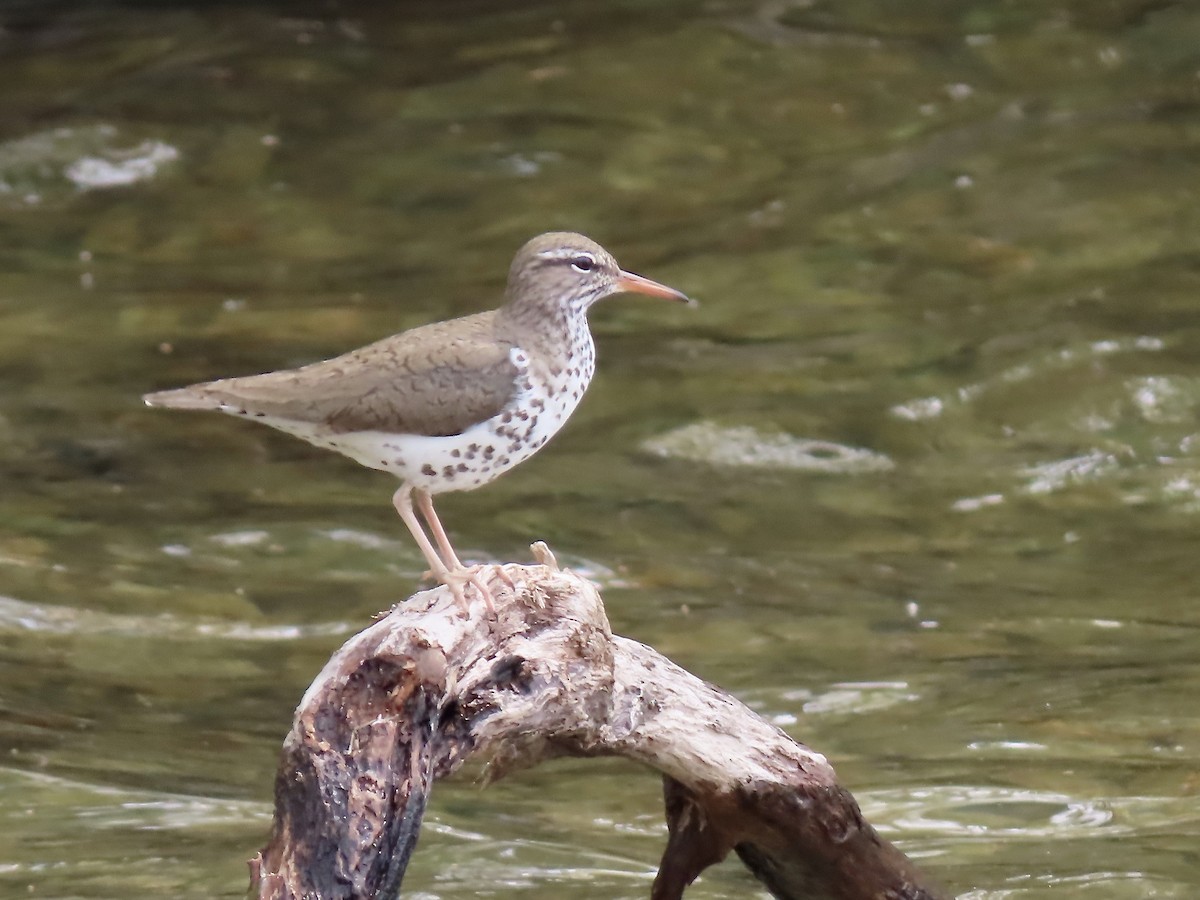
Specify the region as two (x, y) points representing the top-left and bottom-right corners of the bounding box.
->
(863, 785), (1199, 840)
(0, 767), (269, 831)
(0, 594), (354, 641)
(890, 336), (1165, 421)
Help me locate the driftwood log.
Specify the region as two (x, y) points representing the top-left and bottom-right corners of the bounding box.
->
(249, 543), (947, 900)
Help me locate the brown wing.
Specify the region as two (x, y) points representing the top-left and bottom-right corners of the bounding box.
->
(145, 312), (522, 438)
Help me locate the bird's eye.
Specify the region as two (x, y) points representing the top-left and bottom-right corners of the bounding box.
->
(570, 254), (596, 273)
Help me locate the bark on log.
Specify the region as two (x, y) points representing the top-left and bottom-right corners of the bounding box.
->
(249, 543), (948, 900)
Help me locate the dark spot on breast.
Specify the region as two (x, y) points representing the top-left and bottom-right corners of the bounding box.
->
(456, 463), (468, 473)
(451, 449), (461, 458)
(498, 456), (510, 466)
(380, 460), (389, 466)
(422, 464), (436, 477)
(255, 412), (266, 418)
(443, 465), (455, 478)
(238, 409), (248, 415)
(484, 446), (495, 458)
(469, 443), (480, 453)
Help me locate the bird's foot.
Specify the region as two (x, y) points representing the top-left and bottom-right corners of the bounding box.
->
(457, 564), (516, 614)
(487, 563), (518, 594)
(426, 565), (496, 617)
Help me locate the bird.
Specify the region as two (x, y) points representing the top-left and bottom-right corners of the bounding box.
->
(144, 232), (692, 613)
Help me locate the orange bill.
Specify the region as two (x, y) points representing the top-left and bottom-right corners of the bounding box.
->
(617, 270), (694, 305)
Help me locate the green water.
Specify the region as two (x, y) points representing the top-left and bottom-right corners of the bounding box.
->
(2, 1), (1198, 897)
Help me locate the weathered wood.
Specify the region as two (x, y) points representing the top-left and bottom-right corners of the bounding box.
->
(250, 543), (948, 900)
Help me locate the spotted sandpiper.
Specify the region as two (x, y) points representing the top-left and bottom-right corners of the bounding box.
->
(144, 232), (691, 612)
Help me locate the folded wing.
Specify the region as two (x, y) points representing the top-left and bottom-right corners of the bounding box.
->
(143, 312), (521, 438)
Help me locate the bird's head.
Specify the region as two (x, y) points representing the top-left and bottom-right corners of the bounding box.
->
(505, 232), (691, 317)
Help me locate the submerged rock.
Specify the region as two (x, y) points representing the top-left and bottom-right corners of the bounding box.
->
(0, 124), (179, 205)
(642, 422), (894, 474)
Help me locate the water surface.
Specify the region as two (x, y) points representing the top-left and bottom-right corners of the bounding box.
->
(1, 1), (1199, 897)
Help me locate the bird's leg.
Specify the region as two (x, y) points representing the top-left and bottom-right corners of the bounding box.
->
(412, 488), (496, 614)
(413, 487), (465, 570)
(412, 489), (514, 600)
(393, 485), (473, 615)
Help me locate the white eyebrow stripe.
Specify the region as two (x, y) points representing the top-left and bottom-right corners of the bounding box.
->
(538, 248), (595, 262)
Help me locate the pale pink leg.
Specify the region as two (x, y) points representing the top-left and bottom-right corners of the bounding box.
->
(412, 487), (495, 614)
(414, 487), (464, 569)
(393, 485), (471, 615)
(415, 489), (512, 602)
(491, 565), (517, 593)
